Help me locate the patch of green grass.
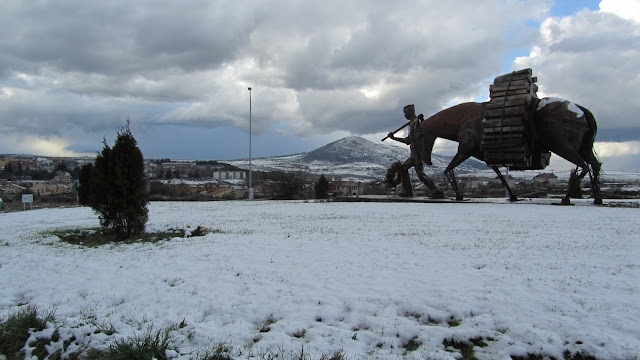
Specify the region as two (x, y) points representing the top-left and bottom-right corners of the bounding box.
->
(292, 328), (307, 338)
(0, 305), (54, 360)
(0, 307), (349, 360)
(512, 351), (598, 360)
(90, 319), (117, 336)
(192, 343), (233, 360)
(402, 335), (421, 353)
(259, 314), (278, 333)
(83, 328), (179, 360)
(443, 338), (476, 360)
(403, 310), (441, 326)
(447, 316), (462, 327)
(302, 347), (345, 360)
(563, 350), (597, 360)
(42, 225), (222, 247)
(442, 337), (490, 360)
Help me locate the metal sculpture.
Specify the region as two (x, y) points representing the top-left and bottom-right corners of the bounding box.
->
(416, 98), (602, 204)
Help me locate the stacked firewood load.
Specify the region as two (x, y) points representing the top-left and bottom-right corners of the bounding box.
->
(480, 68), (550, 170)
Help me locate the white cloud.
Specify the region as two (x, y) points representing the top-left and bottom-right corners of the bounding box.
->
(513, 3), (640, 132)
(595, 141), (640, 157)
(0, 133), (92, 157)
(600, 0), (640, 22)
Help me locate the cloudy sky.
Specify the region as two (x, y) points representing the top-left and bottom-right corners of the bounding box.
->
(1, 0), (639, 171)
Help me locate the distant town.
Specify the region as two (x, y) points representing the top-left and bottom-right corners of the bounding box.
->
(0, 154), (374, 211)
(2, 153), (639, 212)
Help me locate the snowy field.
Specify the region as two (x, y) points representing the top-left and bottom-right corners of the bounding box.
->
(1, 201), (639, 359)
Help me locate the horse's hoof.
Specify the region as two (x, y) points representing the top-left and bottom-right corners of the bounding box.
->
(509, 196), (518, 202)
(429, 189), (445, 199)
(561, 198), (571, 205)
(594, 199), (603, 205)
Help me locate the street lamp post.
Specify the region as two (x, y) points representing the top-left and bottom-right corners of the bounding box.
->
(248, 87), (254, 200)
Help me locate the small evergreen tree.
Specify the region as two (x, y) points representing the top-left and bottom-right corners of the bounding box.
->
(85, 121), (149, 240)
(315, 174), (329, 199)
(78, 163), (94, 205)
(568, 167), (582, 199)
(4, 162), (13, 175)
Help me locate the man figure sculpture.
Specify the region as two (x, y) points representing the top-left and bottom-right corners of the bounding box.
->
(388, 104), (445, 198)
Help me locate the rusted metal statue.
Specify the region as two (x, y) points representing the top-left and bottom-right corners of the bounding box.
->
(415, 98), (602, 204)
(385, 104), (445, 198)
(384, 69), (602, 205)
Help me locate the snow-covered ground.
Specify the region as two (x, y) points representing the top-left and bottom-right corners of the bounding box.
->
(1, 201), (639, 359)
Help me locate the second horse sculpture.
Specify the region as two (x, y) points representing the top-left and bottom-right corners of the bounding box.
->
(418, 98), (602, 205)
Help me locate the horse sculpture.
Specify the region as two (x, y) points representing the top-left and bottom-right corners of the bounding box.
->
(417, 98), (602, 205)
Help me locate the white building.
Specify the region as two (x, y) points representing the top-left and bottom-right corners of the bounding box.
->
(212, 170), (247, 180)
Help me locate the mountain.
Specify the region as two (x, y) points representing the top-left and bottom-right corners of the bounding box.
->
(229, 136), (487, 180)
(300, 136), (403, 164)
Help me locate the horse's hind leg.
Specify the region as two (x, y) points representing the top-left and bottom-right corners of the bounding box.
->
(492, 166), (518, 202)
(545, 145), (590, 205)
(582, 151), (603, 205)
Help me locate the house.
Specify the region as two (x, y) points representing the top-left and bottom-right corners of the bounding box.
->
(54, 171), (72, 182)
(0, 158), (11, 171)
(25, 180), (72, 196)
(29, 182), (53, 197)
(2, 183), (26, 195)
(213, 170), (247, 180)
(37, 158), (55, 172)
(211, 185), (247, 199)
(533, 173), (558, 188)
(251, 184), (270, 198)
(330, 181), (363, 197)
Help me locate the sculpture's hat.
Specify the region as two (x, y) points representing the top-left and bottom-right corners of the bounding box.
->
(404, 104), (415, 113)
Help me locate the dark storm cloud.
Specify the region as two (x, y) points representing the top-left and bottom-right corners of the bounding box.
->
(0, 0), (546, 136)
(0, 1), (255, 76)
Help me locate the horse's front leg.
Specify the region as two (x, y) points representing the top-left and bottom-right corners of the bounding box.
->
(444, 150), (473, 201)
(444, 169), (463, 201)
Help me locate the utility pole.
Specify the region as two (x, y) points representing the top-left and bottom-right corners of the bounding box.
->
(248, 87), (254, 200)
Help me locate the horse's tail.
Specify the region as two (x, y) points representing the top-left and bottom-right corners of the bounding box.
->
(577, 104), (602, 175)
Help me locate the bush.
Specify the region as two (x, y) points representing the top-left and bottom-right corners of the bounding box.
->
(81, 120), (149, 240)
(568, 167), (582, 199)
(271, 170), (307, 200)
(315, 174), (329, 199)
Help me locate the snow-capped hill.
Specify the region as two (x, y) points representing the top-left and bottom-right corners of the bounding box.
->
(230, 136), (486, 180)
(300, 136), (404, 164)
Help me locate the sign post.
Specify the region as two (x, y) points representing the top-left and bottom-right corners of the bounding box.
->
(22, 194), (34, 211)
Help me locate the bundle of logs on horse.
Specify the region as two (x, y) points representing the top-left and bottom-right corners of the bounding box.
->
(481, 68), (547, 169)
